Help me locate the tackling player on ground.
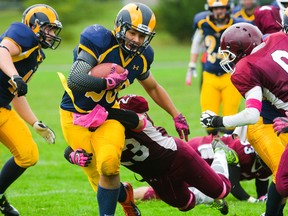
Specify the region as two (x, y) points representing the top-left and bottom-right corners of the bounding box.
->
(64, 94), (233, 215)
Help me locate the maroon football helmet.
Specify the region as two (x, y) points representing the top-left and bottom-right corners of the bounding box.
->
(118, 94), (149, 113)
(219, 22), (263, 73)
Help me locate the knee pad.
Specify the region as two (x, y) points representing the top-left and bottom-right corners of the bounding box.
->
(97, 145), (120, 176)
(14, 145), (39, 168)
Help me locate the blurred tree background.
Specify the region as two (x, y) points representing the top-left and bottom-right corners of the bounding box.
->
(0, 0), (276, 44)
(0, 0), (206, 44)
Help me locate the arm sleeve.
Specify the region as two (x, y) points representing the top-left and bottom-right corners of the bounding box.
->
(256, 178), (269, 198)
(191, 29), (205, 54)
(107, 108), (139, 129)
(67, 50), (107, 92)
(229, 165), (250, 200)
(223, 86), (262, 127)
(64, 146), (74, 164)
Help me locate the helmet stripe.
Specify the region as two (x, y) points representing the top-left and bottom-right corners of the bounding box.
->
(135, 3), (152, 27)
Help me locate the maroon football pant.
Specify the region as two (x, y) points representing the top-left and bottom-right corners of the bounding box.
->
(147, 139), (231, 210)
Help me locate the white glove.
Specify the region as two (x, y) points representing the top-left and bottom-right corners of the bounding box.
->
(247, 196), (257, 203)
(33, 121), (55, 144)
(186, 62), (197, 86)
(197, 144), (215, 160)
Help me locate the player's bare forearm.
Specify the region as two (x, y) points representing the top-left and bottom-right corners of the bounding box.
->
(12, 96), (38, 126)
(140, 76), (179, 118)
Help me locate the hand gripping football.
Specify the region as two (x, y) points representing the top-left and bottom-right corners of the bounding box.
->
(89, 63), (128, 90)
(89, 63), (126, 78)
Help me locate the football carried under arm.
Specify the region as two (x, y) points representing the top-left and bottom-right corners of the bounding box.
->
(89, 63), (128, 90)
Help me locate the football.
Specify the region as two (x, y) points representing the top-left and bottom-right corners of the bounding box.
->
(89, 63), (126, 78)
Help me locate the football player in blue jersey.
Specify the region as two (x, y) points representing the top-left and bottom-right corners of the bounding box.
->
(232, 0), (258, 23)
(58, 2), (189, 216)
(186, 0), (243, 135)
(0, 4), (62, 216)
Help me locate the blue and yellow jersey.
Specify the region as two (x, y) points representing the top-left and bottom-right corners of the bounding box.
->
(233, 6), (255, 23)
(60, 24), (154, 113)
(0, 22), (44, 107)
(194, 15), (245, 76)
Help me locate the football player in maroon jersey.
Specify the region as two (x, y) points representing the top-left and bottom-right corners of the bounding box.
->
(133, 132), (270, 203)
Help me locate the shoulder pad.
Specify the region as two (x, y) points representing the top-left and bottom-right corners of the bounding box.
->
(141, 45), (154, 67)
(4, 22), (38, 49)
(193, 11), (209, 29)
(80, 24), (114, 52)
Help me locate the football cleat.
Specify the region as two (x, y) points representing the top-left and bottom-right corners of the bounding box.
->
(212, 138), (239, 165)
(210, 199), (228, 215)
(119, 182), (141, 216)
(0, 195), (19, 216)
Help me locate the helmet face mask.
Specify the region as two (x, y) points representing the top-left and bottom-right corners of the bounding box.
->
(218, 48), (237, 73)
(114, 3), (156, 57)
(206, 0), (231, 23)
(283, 8), (288, 33)
(277, 0), (288, 11)
(219, 23), (263, 74)
(22, 4), (62, 49)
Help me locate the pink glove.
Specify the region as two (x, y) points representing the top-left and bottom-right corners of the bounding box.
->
(173, 113), (190, 141)
(273, 112), (288, 136)
(69, 148), (93, 167)
(105, 66), (129, 90)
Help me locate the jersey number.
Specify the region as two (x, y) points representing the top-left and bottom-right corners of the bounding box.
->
(121, 138), (149, 166)
(271, 50), (288, 72)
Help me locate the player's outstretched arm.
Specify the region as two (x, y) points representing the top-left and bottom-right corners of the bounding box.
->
(139, 75), (190, 141)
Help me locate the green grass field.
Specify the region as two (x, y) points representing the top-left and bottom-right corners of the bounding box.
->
(0, 2), (286, 216)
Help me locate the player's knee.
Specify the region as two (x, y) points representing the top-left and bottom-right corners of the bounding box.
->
(178, 193), (196, 212)
(98, 150), (120, 176)
(217, 177), (231, 199)
(15, 147), (39, 168)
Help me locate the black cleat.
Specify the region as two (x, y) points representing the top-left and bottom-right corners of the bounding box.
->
(0, 195), (19, 216)
(211, 199), (228, 215)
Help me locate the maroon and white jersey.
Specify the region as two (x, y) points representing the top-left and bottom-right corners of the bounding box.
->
(220, 135), (272, 180)
(254, 5), (281, 34)
(188, 135), (271, 180)
(121, 115), (178, 177)
(232, 32), (288, 113)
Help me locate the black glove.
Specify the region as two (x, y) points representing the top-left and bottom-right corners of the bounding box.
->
(11, 75), (27, 96)
(200, 110), (224, 128)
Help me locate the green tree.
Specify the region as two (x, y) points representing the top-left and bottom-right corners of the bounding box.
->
(156, 0), (206, 43)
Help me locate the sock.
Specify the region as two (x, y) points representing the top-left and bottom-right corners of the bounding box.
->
(211, 150), (229, 178)
(189, 187), (214, 205)
(97, 184), (120, 216)
(265, 182), (283, 216)
(117, 183), (126, 203)
(0, 157), (26, 194)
